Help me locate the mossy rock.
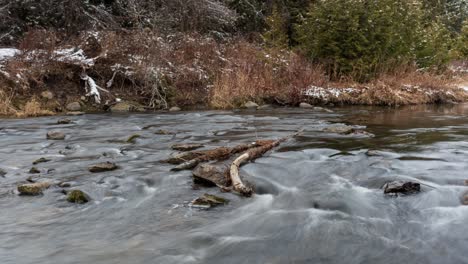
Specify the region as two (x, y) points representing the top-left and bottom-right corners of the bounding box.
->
(191, 193), (229, 209)
(67, 190), (90, 204)
(33, 157), (51, 165)
(17, 182), (51, 196)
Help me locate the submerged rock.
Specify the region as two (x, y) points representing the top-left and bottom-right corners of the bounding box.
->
(33, 157), (51, 165)
(66, 102), (82, 111)
(17, 182), (52, 196)
(126, 134), (141, 143)
(323, 125), (373, 136)
(383, 181), (421, 195)
(300, 102), (313, 108)
(67, 190), (90, 204)
(191, 193), (229, 209)
(171, 143), (204, 152)
(154, 129), (174, 135)
(192, 164), (230, 187)
(244, 101), (259, 109)
(89, 162), (118, 173)
(57, 118), (72, 124)
(0, 169), (6, 177)
(47, 131), (65, 140)
(29, 167), (40, 174)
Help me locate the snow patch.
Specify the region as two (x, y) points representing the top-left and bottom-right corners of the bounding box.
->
(304, 85), (358, 100)
(0, 48), (20, 61)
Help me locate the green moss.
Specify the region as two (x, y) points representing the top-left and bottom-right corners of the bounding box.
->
(126, 134), (141, 143)
(67, 190), (90, 204)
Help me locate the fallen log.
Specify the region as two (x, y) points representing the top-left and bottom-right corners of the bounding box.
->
(171, 141), (275, 171)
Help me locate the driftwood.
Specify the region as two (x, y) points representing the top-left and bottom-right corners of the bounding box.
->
(166, 130), (300, 197)
(170, 141), (275, 171)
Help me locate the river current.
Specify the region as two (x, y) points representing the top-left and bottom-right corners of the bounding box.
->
(1, 105), (468, 264)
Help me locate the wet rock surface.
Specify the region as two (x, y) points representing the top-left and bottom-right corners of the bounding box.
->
(57, 118), (73, 124)
(17, 182), (52, 196)
(383, 181), (421, 195)
(191, 193), (229, 209)
(88, 162), (118, 173)
(67, 190), (90, 204)
(47, 131), (65, 140)
(171, 143), (204, 151)
(244, 101), (259, 109)
(66, 102), (82, 112)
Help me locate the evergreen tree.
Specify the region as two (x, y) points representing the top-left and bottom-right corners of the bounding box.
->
(263, 4), (289, 49)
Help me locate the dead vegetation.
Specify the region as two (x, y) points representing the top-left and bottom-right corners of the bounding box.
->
(0, 31), (467, 117)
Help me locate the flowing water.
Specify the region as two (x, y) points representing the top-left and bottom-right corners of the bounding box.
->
(1, 105), (468, 264)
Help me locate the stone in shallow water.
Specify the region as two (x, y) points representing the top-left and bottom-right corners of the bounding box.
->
(299, 102), (313, 108)
(192, 164), (230, 187)
(383, 181), (421, 195)
(66, 111), (85, 116)
(33, 157), (51, 165)
(126, 134), (141, 143)
(191, 193), (229, 209)
(17, 182), (52, 196)
(67, 190), (90, 204)
(29, 167), (40, 174)
(171, 143), (204, 151)
(66, 102), (82, 111)
(154, 129), (174, 135)
(89, 162), (118, 173)
(169, 106), (181, 112)
(47, 131), (65, 140)
(57, 118), (72, 124)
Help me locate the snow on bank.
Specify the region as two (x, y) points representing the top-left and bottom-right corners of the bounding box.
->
(0, 48), (20, 61)
(304, 85), (358, 100)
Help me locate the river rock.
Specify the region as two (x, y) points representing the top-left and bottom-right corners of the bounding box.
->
(89, 162), (118, 173)
(47, 131), (65, 140)
(67, 190), (90, 204)
(192, 164), (230, 187)
(126, 134), (141, 143)
(57, 118), (72, 124)
(41, 91), (54, 100)
(244, 101), (259, 109)
(17, 182), (52, 196)
(383, 181), (421, 195)
(110, 101), (145, 112)
(29, 167), (40, 174)
(0, 169), (6, 177)
(300, 102), (313, 108)
(171, 143), (204, 151)
(323, 126), (354, 134)
(191, 193), (229, 209)
(169, 106), (181, 112)
(33, 157), (51, 165)
(164, 152), (203, 165)
(66, 102), (81, 111)
(314, 106), (334, 113)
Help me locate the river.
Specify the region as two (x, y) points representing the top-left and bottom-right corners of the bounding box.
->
(1, 105), (468, 264)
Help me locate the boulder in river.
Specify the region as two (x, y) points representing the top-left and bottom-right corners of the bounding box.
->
(383, 181), (421, 196)
(89, 162), (118, 173)
(192, 164), (230, 187)
(323, 125), (373, 136)
(0, 169), (6, 177)
(33, 157), (51, 165)
(191, 193), (229, 209)
(67, 190), (90, 204)
(244, 101), (259, 109)
(57, 118), (72, 125)
(17, 182), (52, 196)
(171, 143), (204, 152)
(154, 129), (174, 135)
(47, 131), (65, 140)
(66, 102), (82, 111)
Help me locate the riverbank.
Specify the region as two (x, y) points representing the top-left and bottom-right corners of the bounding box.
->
(1, 33), (467, 118)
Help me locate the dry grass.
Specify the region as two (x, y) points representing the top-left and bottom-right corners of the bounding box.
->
(0, 89), (17, 116)
(15, 98), (55, 118)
